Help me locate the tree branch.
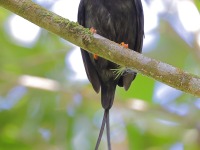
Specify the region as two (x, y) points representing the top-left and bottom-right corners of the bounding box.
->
(1, 0), (200, 97)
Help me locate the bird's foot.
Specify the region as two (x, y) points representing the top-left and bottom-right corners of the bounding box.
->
(93, 54), (98, 60)
(90, 27), (98, 60)
(120, 42), (129, 49)
(90, 27), (97, 34)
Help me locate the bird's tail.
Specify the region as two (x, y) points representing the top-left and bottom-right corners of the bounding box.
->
(101, 84), (116, 110)
(95, 109), (111, 150)
(95, 84), (116, 150)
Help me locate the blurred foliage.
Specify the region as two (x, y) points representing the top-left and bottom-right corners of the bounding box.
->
(0, 0), (200, 150)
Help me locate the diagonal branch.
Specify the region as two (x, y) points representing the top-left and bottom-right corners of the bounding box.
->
(1, 0), (200, 97)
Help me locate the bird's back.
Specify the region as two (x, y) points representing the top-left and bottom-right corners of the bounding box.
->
(84, 0), (143, 51)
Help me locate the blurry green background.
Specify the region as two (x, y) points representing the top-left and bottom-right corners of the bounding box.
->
(0, 0), (200, 150)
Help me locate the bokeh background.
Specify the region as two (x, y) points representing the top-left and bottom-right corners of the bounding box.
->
(0, 0), (200, 149)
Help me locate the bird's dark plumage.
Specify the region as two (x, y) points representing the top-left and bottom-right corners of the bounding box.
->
(78, 0), (144, 149)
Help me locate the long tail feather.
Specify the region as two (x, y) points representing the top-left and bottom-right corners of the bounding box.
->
(106, 110), (111, 150)
(95, 110), (107, 150)
(95, 109), (111, 150)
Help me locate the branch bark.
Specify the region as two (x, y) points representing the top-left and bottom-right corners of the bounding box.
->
(1, 0), (200, 97)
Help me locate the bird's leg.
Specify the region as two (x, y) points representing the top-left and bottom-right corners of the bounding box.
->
(95, 109), (111, 150)
(90, 27), (99, 60)
(120, 42), (129, 49)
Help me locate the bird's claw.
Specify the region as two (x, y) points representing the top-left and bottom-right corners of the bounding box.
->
(93, 54), (98, 60)
(90, 27), (97, 34)
(120, 42), (129, 49)
(90, 27), (98, 60)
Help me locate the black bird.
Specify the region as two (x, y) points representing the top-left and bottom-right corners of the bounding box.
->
(78, 0), (144, 149)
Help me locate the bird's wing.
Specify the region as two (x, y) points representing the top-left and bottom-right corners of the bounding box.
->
(78, 0), (100, 93)
(122, 0), (144, 90)
(133, 0), (144, 52)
